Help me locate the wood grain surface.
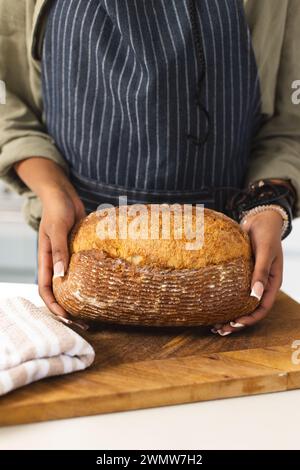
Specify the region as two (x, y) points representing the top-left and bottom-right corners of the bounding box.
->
(1, 291), (300, 426)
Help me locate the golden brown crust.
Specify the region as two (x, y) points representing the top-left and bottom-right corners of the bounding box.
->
(70, 205), (251, 269)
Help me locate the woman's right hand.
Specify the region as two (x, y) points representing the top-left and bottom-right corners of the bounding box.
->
(38, 188), (86, 318)
(13, 157), (86, 319)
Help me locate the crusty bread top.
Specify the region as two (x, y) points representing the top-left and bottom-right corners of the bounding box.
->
(70, 205), (252, 269)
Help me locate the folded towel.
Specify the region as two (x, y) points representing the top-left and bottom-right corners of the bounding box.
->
(0, 297), (95, 396)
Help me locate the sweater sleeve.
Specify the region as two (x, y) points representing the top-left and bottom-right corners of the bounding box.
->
(0, 0), (68, 195)
(245, 0), (300, 217)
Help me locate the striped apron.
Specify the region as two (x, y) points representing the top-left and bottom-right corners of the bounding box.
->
(41, 0), (262, 214)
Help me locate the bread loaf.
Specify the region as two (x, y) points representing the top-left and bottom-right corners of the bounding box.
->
(53, 204), (259, 326)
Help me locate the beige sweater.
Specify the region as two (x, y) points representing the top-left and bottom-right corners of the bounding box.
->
(0, 0), (300, 229)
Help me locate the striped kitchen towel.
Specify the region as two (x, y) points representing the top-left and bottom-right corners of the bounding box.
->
(0, 297), (95, 396)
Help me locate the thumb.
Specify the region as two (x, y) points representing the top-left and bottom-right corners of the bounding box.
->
(49, 223), (70, 278)
(250, 245), (273, 301)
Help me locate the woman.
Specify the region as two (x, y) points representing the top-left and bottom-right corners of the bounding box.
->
(0, 0), (299, 335)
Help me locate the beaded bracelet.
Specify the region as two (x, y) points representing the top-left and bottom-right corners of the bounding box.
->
(239, 204), (289, 239)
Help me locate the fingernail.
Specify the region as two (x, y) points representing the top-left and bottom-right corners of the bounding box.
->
(53, 261), (65, 278)
(211, 328), (218, 334)
(250, 281), (264, 301)
(217, 330), (232, 336)
(56, 315), (89, 331)
(56, 315), (72, 325)
(76, 321), (89, 331)
(230, 322), (245, 328)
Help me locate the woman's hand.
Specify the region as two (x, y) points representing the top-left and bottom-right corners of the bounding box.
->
(14, 158), (86, 320)
(212, 209), (284, 336)
(38, 188), (86, 318)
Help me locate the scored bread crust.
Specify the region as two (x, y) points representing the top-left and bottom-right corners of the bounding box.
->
(53, 205), (259, 326)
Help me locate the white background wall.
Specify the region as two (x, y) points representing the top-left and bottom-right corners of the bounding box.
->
(0, 182), (37, 283)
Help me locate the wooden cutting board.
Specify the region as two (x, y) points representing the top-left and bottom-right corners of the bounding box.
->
(1, 291), (300, 426)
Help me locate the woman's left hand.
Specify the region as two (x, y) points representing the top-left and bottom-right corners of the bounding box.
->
(212, 209), (284, 336)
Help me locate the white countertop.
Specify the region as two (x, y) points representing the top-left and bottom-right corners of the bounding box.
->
(0, 282), (300, 450)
